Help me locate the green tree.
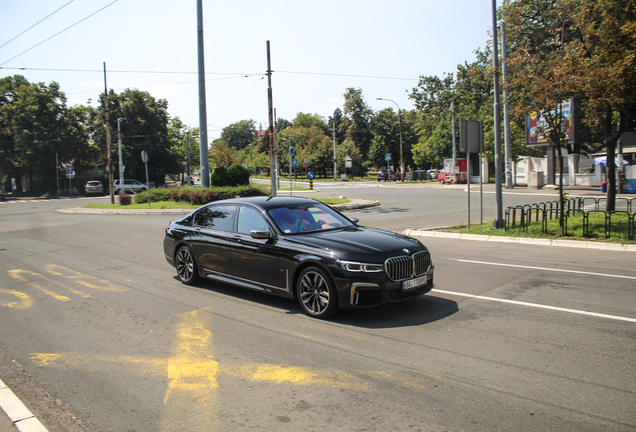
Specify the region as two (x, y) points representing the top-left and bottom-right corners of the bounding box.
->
(502, 0), (636, 213)
(328, 108), (347, 145)
(0, 75), (87, 194)
(368, 134), (390, 168)
(210, 139), (236, 167)
(292, 112), (328, 133)
(569, 0), (636, 211)
(337, 139), (364, 178)
(88, 88), (180, 188)
(168, 116), (200, 173)
(343, 88), (373, 157)
(220, 119), (258, 150)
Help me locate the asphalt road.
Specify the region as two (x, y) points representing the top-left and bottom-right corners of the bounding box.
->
(0, 186), (634, 432)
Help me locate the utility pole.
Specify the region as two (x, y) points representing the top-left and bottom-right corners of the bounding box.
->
(501, 21), (513, 189)
(104, 62), (114, 204)
(186, 132), (191, 184)
(492, 0), (504, 228)
(117, 118), (124, 195)
(266, 40), (277, 196)
(452, 100), (457, 173)
(333, 121), (337, 181)
(197, 0), (210, 187)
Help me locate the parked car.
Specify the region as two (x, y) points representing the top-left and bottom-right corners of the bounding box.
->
(163, 196), (435, 319)
(113, 179), (147, 194)
(377, 169), (397, 181)
(427, 169), (439, 180)
(84, 180), (103, 196)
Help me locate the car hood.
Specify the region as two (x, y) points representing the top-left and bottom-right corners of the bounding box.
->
(285, 226), (426, 261)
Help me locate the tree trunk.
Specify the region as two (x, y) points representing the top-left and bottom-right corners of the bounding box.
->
(604, 106), (624, 213)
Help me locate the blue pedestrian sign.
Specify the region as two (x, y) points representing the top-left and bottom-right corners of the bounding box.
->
(291, 158), (298, 166)
(307, 171), (315, 180)
(385, 154), (391, 161)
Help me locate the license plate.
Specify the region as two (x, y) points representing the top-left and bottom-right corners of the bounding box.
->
(403, 275), (427, 290)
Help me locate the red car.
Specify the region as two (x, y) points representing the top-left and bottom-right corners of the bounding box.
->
(438, 171), (454, 184)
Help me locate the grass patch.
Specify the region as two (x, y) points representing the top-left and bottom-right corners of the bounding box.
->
(452, 211), (634, 244)
(316, 198), (349, 205)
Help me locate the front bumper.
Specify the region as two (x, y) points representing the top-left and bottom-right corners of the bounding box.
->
(334, 267), (435, 309)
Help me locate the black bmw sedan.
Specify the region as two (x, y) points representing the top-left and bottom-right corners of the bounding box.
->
(163, 196), (434, 319)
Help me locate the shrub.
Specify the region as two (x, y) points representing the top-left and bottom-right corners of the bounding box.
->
(211, 166), (230, 187)
(133, 187), (171, 204)
(119, 194), (132, 205)
(214, 184), (268, 200)
(227, 163), (250, 186)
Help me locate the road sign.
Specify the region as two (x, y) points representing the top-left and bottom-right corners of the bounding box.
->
(385, 154), (391, 161)
(307, 171), (315, 180)
(304, 158), (308, 163)
(289, 147), (295, 157)
(141, 150), (148, 163)
(291, 158), (298, 166)
(67, 166), (73, 172)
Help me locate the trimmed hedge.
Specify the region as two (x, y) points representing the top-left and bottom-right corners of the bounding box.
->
(133, 184), (268, 205)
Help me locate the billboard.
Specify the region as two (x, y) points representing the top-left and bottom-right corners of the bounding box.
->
(526, 99), (575, 147)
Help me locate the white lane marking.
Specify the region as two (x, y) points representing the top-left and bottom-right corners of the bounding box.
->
(455, 259), (636, 281)
(433, 289), (636, 323)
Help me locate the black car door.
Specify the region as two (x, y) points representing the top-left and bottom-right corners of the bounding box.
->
(189, 204), (236, 277)
(230, 205), (282, 291)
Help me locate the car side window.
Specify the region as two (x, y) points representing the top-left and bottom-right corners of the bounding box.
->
(193, 205), (236, 230)
(237, 206), (270, 235)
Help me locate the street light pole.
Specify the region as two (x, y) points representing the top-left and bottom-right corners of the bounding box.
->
(376, 98), (404, 181)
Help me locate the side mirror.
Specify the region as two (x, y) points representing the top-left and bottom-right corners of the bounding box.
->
(250, 229), (271, 239)
(349, 218), (359, 224)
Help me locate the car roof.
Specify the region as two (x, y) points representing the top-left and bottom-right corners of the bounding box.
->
(208, 196), (320, 211)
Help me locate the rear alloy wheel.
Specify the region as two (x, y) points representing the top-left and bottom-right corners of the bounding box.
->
(296, 267), (338, 319)
(175, 246), (200, 285)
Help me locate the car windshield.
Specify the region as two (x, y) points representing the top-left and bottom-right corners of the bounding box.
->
(268, 203), (354, 234)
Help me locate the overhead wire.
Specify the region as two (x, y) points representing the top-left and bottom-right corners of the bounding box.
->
(0, 0), (120, 66)
(0, 0), (76, 50)
(209, 76), (266, 127)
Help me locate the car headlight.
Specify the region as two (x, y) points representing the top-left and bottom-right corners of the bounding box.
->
(337, 260), (384, 273)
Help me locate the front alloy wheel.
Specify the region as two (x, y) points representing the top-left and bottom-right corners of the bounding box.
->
(297, 267), (338, 319)
(175, 246), (200, 285)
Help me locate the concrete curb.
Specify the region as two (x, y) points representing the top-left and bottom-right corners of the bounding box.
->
(0, 379), (48, 432)
(332, 201), (380, 211)
(403, 229), (636, 252)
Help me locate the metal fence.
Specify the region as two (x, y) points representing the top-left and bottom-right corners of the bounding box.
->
(505, 197), (636, 240)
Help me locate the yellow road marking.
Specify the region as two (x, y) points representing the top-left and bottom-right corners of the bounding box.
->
(45, 264), (127, 292)
(30, 309), (444, 430)
(9, 270), (70, 301)
(0, 289), (33, 309)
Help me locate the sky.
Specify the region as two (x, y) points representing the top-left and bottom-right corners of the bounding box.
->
(0, 0), (495, 143)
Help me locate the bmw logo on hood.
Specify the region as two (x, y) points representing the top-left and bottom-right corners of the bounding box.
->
(403, 248), (410, 254)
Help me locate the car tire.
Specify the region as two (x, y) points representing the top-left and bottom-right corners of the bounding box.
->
(175, 245), (200, 285)
(296, 266), (338, 319)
